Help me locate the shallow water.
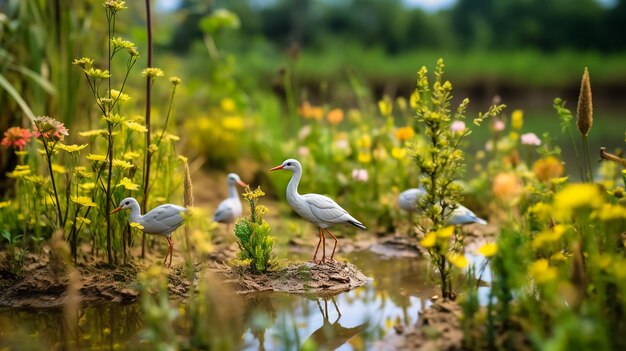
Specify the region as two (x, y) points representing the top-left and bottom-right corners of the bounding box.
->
(0, 251), (443, 350)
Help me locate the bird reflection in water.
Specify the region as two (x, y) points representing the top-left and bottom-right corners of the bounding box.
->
(302, 297), (368, 350)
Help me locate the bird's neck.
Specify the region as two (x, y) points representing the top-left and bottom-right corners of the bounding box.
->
(287, 169), (303, 203)
(228, 182), (239, 199)
(129, 204), (143, 223)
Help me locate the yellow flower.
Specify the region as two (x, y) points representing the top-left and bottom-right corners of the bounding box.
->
(511, 110), (523, 130)
(357, 152), (371, 164)
(554, 184), (603, 214)
(529, 259), (557, 284)
(532, 225), (567, 248)
(378, 97), (393, 117)
(71, 196), (97, 207)
(102, 113), (126, 124)
(356, 135), (372, 149)
(169, 76), (182, 86)
(57, 143), (88, 153)
(437, 226), (455, 239)
(116, 177), (139, 190)
(220, 98), (236, 112)
(447, 253), (468, 269)
(123, 151), (141, 160)
(112, 159), (133, 169)
(76, 217), (91, 225)
(130, 222), (144, 230)
(190, 229), (213, 254)
(177, 155), (188, 164)
(148, 144), (159, 154)
(80, 182), (96, 191)
(529, 202), (552, 221)
(592, 203), (626, 221)
(86, 153), (106, 162)
(533, 156), (564, 183)
(0, 201), (11, 209)
(550, 252), (568, 262)
(391, 147), (407, 160)
(395, 126), (415, 142)
(6, 168), (31, 178)
(124, 121), (148, 133)
(79, 129), (107, 137)
(420, 231), (437, 248)
(110, 89), (131, 102)
(51, 164), (66, 174)
(222, 116), (244, 130)
(326, 108), (344, 125)
(477, 243), (498, 258)
(142, 67), (164, 78)
(410, 90), (420, 109)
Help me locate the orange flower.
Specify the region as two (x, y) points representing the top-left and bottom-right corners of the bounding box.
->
(298, 101), (323, 121)
(395, 126), (415, 142)
(326, 108), (344, 125)
(492, 172), (522, 203)
(533, 156), (564, 183)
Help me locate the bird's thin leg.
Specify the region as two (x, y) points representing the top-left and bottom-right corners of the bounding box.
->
(324, 228), (339, 262)
(311, 228), (323, 263)
(168, 238), (174, 268)
(163, 237), (173, 267)
(321, 228), (327, 262)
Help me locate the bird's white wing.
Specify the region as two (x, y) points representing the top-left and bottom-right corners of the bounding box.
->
(142, 204), (186, 234)
(213, 199), (235, 223)
(303, 194), (349, 223)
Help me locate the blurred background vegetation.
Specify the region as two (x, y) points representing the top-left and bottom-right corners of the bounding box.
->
(1, 0), (625, 177)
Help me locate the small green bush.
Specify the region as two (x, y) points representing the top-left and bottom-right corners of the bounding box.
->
(234, 186), (274, 274)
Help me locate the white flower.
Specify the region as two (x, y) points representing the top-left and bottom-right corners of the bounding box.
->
(521, 132), (541, 146)
(450, 120), (466, 133)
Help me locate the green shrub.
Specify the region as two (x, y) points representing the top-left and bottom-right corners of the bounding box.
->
(233, 186), (274, 274)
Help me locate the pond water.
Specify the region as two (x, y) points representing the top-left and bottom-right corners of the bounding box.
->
(0, 251), (464, 350)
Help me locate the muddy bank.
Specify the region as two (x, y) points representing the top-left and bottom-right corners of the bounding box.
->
(211, 260), (372, 296)
(380, 299), (464, 351)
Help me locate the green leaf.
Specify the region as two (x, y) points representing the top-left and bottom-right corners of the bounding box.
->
(0, 72), (37, 121)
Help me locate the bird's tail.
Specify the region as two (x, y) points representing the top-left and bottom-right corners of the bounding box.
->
(348, 220), (366, 230)
(474, 216), (488, 225)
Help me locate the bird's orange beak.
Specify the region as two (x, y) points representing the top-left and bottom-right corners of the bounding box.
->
(110, 206), (123, 214)
(270, 164), (284, 171)
(237, 180), (247, 187)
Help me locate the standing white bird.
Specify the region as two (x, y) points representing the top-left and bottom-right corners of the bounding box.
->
(398, 188), (487, 225)
(270, 159), (366, 263)
(111, 197), (186, 267)
(212, 173), (247, 232)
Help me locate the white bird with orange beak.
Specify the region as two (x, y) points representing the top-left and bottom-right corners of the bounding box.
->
(270, 159), (366, 263)
(212, 173), (247, 232)
(111, 197), (186, 267)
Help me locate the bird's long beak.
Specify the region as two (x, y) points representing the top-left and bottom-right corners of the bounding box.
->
(270, 164), (284, 171)
(237, 180), (247, 187)
(110, 206), (123, 214)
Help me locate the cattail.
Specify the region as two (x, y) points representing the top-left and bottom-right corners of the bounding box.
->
(183, 162), (194, 207)
(576, 67), (593, 136)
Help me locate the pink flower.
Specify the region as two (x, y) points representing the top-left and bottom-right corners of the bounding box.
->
(351, 169), (368, 182)
(521, 133), (541, 146)
(334, 139), (349, 149)
(33, 116), (68, 142)
(493, 120), (505, 132)
(1, 127), (33, 150)
(298, 146), (310, 157)
(450, 120), (466, 133)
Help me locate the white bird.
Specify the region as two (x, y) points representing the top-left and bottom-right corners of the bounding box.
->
(270, 159), (366, 263)
(398, 188), (487, 225)
(111, 197), (186, 267)
(212, 173), (247, 231)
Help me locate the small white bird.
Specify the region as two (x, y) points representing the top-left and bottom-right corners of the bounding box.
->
(270, 159), (366, 263)
(398, 188), (487, 225)
(111, 197), (187, 267)
(212, 173), (247, 231)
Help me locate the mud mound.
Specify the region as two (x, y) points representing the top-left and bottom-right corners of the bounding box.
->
(212, 260), (372, 295)
(380, 299), (463, 351)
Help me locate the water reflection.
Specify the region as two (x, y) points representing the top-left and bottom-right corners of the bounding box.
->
(0, 251), (439, 350)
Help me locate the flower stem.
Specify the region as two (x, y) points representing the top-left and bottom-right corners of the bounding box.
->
(141, 0), (153, 259)
(42, 138), (64, 228)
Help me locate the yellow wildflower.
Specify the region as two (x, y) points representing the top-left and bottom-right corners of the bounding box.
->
(102, 113), (126, 124)
(395, 126), (415, 142)
(357, 152), (371, 164)
(532, 224), (567, 248)
(592, 203), (626, 221)
(447, 253), (468, 269)
(148, 144), (159, 154)
(57, 143), (88, 153)
(477, 242), (498, 258)
(437, 226), (455, 239)
(410, 90), (420, 109)
(124, 121), (148, 133)
(222, 116), (244, 130)
(220, 98), (236, 112)
(130, 222), (144, 230)
(378, 97), (393, 117)
(51, 164), (66, 174)
(420, 231), (436, 248)
(71, 196), (97, 207)
(177, 155), (188, 164)
(529, 202), (552, 221)
(110, 89), (131, 103)
(356, 135), (372, 149)
(554, 184), (603, 214)
(529, 259), (557, 284)
(116, 177), (139, 190)
(0, 201), (11, 209)
(169, 76), (182, 86)
(511, 110), (523, 130)
(533, 156), (564, 183)
(6, 168), (31, 178)
(86, 153), (106, 162)
(550, 252), (568, 262)
(79, 129), (107, 137)
(112, 159), (133, 169)
(391, 147), (407, 160)
(142, 67), (164, 78)
(190, 229), (213, 254)
(76, 217), (91, 225)
(123, 151), (141, 160)
(80, 182), (96, 191)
